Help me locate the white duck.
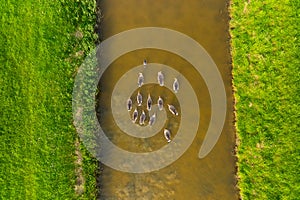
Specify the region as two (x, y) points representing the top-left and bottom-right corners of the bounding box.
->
(149, 113), (156, 126)
(157, 96), (164, 111)
(137, 91), (142, 106)
(164, 128), (171, 143)
(167, 104), (178, 116)
(127, 98), (132, 111)
(157, 71), (164, 86)
(137, 72), (144, 87)
(139, 110), (146, 125)
(147, 94), (152, 111)
(132, 108), (138, 123)
(173, 78), (179, 93)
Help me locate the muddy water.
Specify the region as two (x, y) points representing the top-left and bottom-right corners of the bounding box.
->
(96, 0), (238, 199)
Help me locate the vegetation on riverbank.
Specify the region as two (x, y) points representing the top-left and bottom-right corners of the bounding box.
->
(231, 0), (299, 199)
(1, 0), (298, 199)
(0, 0), (98, 199)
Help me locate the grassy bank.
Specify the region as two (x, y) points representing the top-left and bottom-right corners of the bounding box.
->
(231, 0), (299, 199)
(0, 0), (98, 199)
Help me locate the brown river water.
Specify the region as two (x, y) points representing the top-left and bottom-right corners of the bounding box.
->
(95, 0), (238, 199)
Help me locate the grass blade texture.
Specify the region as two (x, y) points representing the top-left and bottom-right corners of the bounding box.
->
(231, 0), (299, 199)
(0, 0), (98, 199)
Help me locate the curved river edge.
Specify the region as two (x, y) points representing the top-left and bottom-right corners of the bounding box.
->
(93, 0), (240, 199)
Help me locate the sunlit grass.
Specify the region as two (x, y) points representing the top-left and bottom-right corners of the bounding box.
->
(0, 0), (98, 199)
(231, 0), (299, 199)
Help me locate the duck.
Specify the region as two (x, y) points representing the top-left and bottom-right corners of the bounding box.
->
(157, 71), (164, 86)
(143, 59), (147, 66)
(173, 78), (179, 93)
(149, 113), (156, 126)
(164, 128), (171, 143)
(147, 94), (152, 111)
(139, 110), (146, 125)
(137, 91), (142, 106)
(138, 72), (144, 87)
(127, 98), (132, 111)
(167, 104), (179, 116)
(132, 108), (138, 123)
(157, 96), (164, 111)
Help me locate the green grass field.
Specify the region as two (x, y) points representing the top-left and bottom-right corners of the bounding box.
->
(1, 0), (299, 199)
(0, 0), (98, 199)
(231, 0), (299, 199)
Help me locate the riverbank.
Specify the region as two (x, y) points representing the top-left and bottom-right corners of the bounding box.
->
(0, 0), (98, 199)
(2, 0), (298, 199)
(231, 0), (299, 199)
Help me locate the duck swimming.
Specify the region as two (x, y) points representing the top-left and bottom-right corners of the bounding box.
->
(167, 104), (179, 116)
(173, 78), (179, 93)
(139, 110), (146, 125)
(138, 72), (144, 87)
(132, 108), (138, 123)
(157, 71), (164, 86)
(149, 113), (156, 126)
(158, 96), (164, 111)
(164, 128), (171, 143)
(147, 94), (152, 111)
(127, 98), (132, 111)
(137, 91), (142, 106)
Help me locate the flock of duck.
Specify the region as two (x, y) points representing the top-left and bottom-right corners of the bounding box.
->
(126, 60), (180, 143)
